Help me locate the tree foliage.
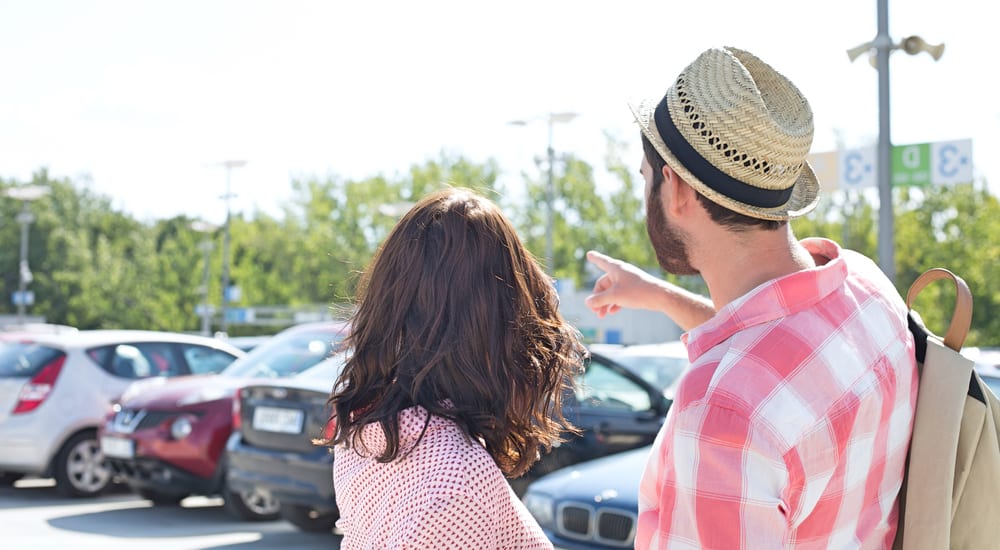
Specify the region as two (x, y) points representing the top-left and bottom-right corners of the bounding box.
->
(793, 182), (1000, 346)
(1, 150), (998, 345)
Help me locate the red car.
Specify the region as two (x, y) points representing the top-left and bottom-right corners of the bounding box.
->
(99, 321), (347, 520)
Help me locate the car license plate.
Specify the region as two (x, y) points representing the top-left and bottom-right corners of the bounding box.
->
(100, 436), (135, 459)
(252, 406), (304, 434)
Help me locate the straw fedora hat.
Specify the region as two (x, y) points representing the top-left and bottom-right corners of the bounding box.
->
(631, 46), (820, 220)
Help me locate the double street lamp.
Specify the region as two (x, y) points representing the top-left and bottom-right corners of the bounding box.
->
(508, 112), (579, 273)
(847, 0), (944, 285)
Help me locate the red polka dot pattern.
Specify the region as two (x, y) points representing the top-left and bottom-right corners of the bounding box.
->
(334, 406), (553, 549)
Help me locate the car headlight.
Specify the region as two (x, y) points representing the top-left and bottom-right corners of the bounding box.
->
(522, 492), (555, 528)
(170, 417), (194, 440)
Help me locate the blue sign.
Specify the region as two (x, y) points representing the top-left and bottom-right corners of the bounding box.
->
(11, 291), (34, 306)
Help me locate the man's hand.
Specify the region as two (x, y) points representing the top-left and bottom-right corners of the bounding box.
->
(585, 250), (715, 330)
(585, 250), (666, 318)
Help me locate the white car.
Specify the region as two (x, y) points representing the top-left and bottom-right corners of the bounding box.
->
(0, 330), (245, 497)
(589, 340), (690, 393)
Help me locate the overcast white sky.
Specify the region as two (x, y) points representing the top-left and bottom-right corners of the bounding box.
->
(1, 0), (996, 226)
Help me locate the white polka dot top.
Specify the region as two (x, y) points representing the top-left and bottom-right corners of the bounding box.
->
(333, 405), (553, 549)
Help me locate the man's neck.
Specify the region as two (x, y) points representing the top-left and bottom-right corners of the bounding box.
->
(696, 226), (816, 310)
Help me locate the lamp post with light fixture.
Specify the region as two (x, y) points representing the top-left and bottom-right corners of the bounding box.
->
(217, 160), (246, 335)
(190, 220), (218, 336)
(847, 0), (943, 285)
(4, 185), (50, 324)
(508, 112), (579, 273)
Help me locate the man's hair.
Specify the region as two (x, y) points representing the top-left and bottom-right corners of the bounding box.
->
(329, 187), (586, 477)
(641, 135), (784, 231)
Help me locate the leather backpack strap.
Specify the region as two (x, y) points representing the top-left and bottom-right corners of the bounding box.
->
(905, 268), (973, 352)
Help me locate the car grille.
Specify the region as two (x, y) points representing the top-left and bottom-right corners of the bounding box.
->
(555, 502), (636, 547)
(111, 408), (175, 433)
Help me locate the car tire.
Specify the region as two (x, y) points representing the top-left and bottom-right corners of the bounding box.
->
(279, 503), (339, 533)
(53, 431), (112, 498)
(136, 488), (187, 506)
(0, 472), (24, 487)
(222, 483), (281, 521)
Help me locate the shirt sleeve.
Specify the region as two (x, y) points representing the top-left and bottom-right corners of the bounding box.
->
(646, 402), (791, 550)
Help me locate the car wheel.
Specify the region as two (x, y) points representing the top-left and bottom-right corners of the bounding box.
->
(0, 472), (24, 487)
(279, 503), (339, 533)
(53, 431), (112, 498)
(136, 488), (187, 506)
(222, 483), (280, 521)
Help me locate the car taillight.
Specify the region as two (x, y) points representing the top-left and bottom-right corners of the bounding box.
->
(322, 416), (336, 441)
(13, 355), (67, 414)
(231, 388), (244, 431)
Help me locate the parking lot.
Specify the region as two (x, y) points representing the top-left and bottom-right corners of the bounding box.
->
(0, 478), (340, 549)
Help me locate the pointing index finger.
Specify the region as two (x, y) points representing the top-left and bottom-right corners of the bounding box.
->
(586, 250), (615, 273)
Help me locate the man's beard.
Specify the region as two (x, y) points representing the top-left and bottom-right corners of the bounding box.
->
(646, 187), (698, 276)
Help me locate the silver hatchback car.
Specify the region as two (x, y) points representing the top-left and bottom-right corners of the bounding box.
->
(0, 330), (244, 497)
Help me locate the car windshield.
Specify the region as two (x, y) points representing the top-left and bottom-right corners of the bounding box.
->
(220, 328), (342, 379)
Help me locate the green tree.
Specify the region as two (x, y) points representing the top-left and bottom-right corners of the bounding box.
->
(1, 170), (168, 329)
(896, 182), (1000, 345)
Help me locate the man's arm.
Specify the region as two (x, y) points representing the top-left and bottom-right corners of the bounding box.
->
(585, 250), (715, 331)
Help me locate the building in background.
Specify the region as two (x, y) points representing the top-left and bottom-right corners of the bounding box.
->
(556, 279), (682, 345)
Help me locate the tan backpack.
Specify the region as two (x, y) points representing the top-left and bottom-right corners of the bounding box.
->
(893, 268), (1000, 550)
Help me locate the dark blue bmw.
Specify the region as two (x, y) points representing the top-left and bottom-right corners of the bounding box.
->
(522, 445), (650, 549)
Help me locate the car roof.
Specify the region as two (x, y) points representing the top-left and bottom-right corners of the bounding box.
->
(4, 329), (244, 351)
(589, 340), (688, 358)
(972, 347), (1000, 368)
(274, 321), (350, 336)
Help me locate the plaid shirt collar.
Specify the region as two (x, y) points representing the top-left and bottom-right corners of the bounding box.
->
(683, 238), (849, 361)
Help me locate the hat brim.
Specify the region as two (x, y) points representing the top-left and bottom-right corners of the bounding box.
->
(629, 99), (820, 221)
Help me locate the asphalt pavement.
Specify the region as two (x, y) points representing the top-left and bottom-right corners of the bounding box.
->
(0, 478), (340, 550)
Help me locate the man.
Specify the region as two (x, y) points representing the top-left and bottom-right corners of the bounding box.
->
(586, 47), (918, 549)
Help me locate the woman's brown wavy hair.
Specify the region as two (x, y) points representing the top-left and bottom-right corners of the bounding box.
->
(328, 187), (586, 477)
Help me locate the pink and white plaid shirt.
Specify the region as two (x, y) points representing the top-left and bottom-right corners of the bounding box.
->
(334, 405), (552, 550)
(637, 238), (918, 550)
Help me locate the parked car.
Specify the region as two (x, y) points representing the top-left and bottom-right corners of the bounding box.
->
(223, 335), (273, 353)
(588, 341), (689, 392)
(523, 444), (650, 549)
(99, 321), (348, 520)
(224, 347), (670, 534)
(0, 330), (245, 497)
(226, 354), (345, 532)
(979, 370), (1000, 398)
(500, 349), (670, 497)
(974, 349), (1000, 398)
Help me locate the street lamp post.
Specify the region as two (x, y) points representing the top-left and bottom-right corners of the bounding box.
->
(191, 220), (218, 336)
(198, 240), (214, 335)
(848, 0), (944, 285)
(217, 160), (246, 335)
(4, 185), (50, 324)
(508, 112), (578, 273)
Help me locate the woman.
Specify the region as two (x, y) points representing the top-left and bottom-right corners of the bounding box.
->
(328, 187), (585, 549)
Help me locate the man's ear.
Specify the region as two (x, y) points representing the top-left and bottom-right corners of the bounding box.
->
(662, 164), (694, 217)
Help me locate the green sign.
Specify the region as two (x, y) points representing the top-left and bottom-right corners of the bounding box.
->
(810, 139), (973, 191)
(891, 143), (932, 187)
